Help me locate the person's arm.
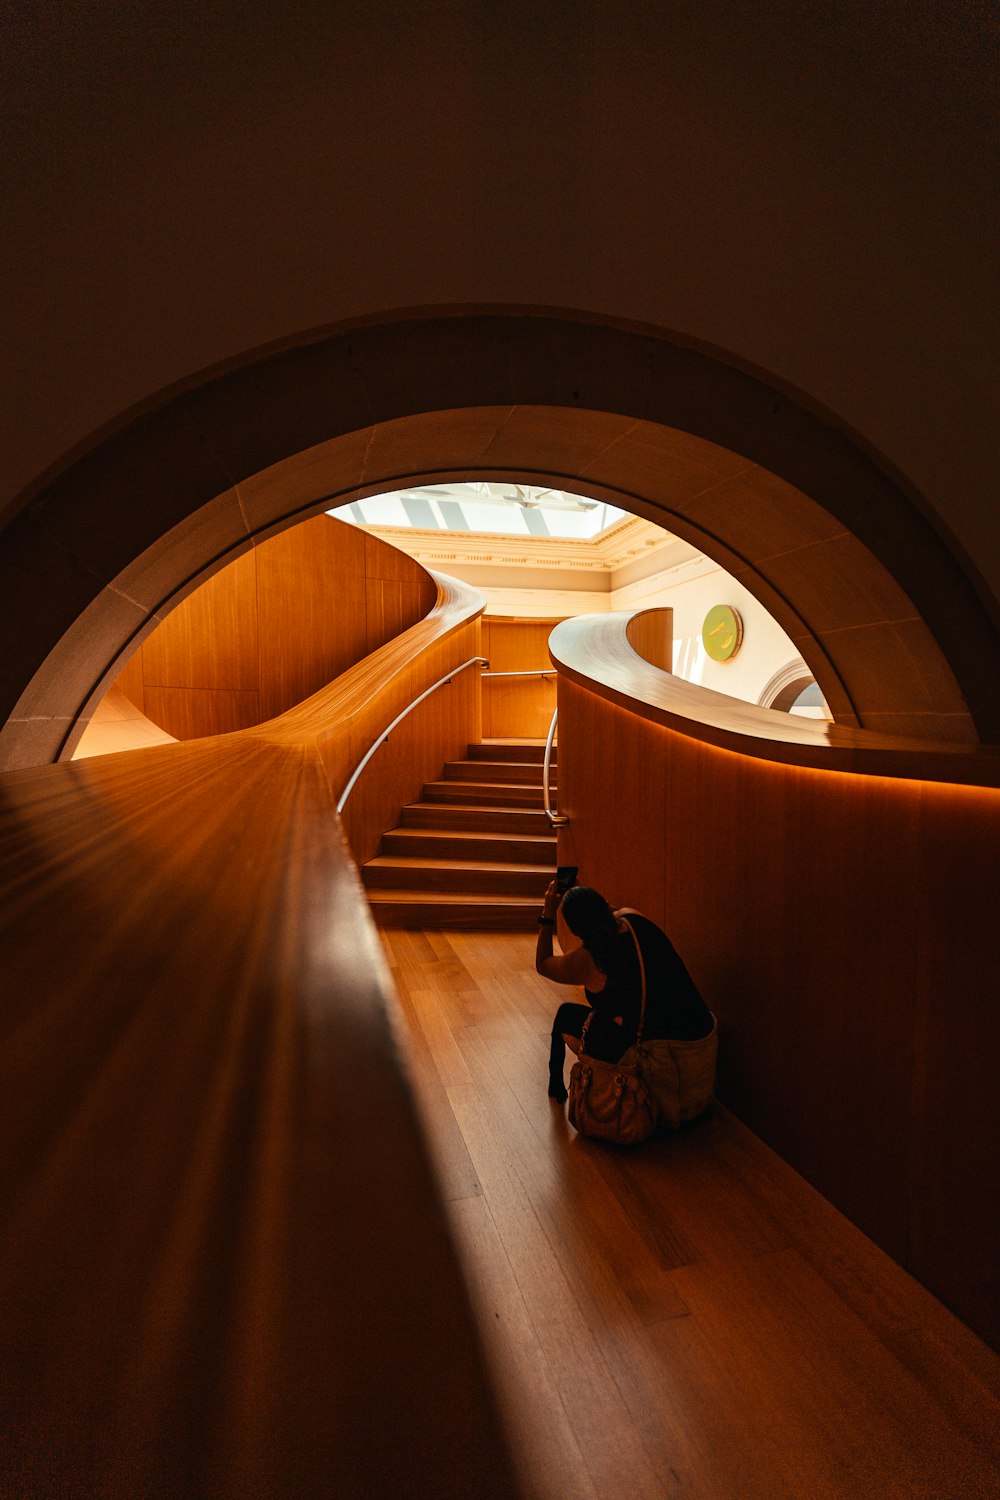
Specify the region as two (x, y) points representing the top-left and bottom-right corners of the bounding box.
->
(535, 881), (597, 984)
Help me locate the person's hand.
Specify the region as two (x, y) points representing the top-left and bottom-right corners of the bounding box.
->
(542, 879), (561, 920)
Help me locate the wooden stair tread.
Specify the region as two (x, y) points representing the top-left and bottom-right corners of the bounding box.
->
(423, 788), (548, 810)
(366, 855), (553, 873)
(445, 759), (546, 771)
(424, 781), (550, 797)
(404, 800), (550, 814)
(473, 739), (553, 762)
(383, 830), (555, 857)
(366, 890), (541, 905)
(367, 893), (542, 928)
(400, 805), (552, 835)
(450, 757), (543, 765)
(402, 807), (550, 825)
(440, 780), (554, 792)
(385, 827), (555, 846)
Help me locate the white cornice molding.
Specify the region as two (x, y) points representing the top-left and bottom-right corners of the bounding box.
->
(356, 513), (690, 577)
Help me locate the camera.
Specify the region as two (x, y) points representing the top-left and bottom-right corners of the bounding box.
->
(556, 865), (578, 895)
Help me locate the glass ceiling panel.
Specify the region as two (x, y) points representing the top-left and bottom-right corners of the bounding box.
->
(329, 483), (627, 540)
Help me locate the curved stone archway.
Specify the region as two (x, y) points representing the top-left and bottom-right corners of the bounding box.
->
(759, 659), (822, 714)
(2, 309), (997, 769)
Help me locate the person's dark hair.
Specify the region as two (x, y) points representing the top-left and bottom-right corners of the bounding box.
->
(560, 885), (620, 973)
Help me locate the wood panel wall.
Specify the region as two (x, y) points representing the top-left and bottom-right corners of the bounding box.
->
(113, 518), (437, 740)
(555, 674), (1000, 1351)
(481, 618), (559, 739)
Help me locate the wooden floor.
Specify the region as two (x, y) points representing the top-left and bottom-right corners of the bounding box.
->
(381, 928), (1000, 1500)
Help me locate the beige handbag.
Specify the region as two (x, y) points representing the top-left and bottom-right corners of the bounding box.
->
(567, 919), (658, 1145)
(636, 1017), (718, 1129)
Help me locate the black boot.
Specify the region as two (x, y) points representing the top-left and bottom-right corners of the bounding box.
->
(548, 1031), (568, 1102)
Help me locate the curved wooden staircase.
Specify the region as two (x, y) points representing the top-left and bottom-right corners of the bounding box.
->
(363, 740), (557, 928)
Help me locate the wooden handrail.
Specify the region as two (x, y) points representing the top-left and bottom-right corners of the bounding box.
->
(549, 612), (1000, 788)
(483, 669), (557, 678)
(542, 707), (566, 827)
(337, 654), (488, 813)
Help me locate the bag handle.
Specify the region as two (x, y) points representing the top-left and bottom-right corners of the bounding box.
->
(579, 916), (648, 1054)
(621, 917), (648, 1046)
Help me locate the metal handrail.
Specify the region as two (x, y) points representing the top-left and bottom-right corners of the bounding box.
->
(543, 707), (567, 827)
(336, 656), (487, 814)
(482, 669), (557, 678)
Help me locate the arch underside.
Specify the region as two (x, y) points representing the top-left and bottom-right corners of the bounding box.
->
(2, 311), (996, 770)
(758, 659), (822, 714)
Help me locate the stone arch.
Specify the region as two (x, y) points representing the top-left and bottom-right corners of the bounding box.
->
(2, 309), (997, 769)
(759, 659), (823, 714)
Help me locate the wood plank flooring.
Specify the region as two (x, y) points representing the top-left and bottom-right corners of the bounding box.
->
(382, 928), (1000, 1500)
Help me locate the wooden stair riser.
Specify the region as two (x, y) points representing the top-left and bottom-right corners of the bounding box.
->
(363, 861), (551, 896)
(367, 896), (541, 930)
(380, 829), (557, 863)
(423, 781), (547, 807)
(469, 742), (555, 765)
(400, 804), (553, 835)
(444, 760), (551, 785)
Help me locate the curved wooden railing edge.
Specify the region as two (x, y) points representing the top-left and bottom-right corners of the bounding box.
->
(549, 613), (1000, 790)
(73, 570), (486, 770)
(247, 569), (487, 760)
(0, 574), (517, 1496)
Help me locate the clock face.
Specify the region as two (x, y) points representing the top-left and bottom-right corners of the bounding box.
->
(702, 604), (743, 662)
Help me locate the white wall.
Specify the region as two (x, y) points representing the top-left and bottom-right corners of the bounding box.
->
(476, 586), (609, 619)
(611, 557), (819, 709)
(462, 555), (826, 714)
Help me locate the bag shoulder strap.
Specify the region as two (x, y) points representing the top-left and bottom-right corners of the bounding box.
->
(621, 917), (648, 1046)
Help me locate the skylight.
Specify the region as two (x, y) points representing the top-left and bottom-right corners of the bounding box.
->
(329, 483), (626, 540)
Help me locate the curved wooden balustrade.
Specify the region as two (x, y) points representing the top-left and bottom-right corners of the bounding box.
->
(103, 514), (440, 748)
(551, 612), (1000, 789)
(248, 569), (487, 865)
(548, 610), (1000, 1352)
(251, 569), (481, 744)
(0, 574), (517, 1497)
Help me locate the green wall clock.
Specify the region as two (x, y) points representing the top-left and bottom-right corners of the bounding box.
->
(702, 604), (743, 662)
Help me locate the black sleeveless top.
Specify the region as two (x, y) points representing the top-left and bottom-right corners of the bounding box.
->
(583, 912), (712, 1058)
